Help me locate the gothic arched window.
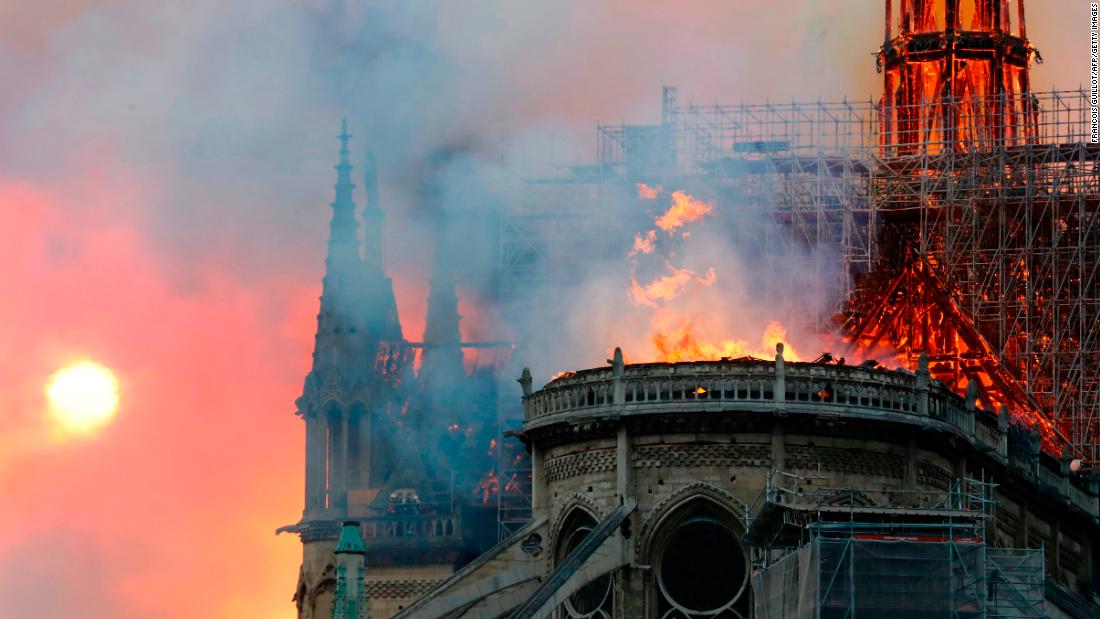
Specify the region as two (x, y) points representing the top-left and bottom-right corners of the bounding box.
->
(556, 508), (613, 619)
(651, 499), (750, 618)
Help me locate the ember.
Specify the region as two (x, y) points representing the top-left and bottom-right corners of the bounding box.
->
(473, 468), (499, 505)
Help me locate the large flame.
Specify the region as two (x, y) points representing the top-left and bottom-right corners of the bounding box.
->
(626, 188), (802, 364)
(652, 312), (800, 362)
(844, 260), (1061, 452)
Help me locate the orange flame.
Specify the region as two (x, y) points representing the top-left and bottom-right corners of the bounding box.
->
(844, 260), (1063, 452)
(502, 472), (522, 494)
(630, 230), (657, 256)
(651, 312), (800, 363)
(636, 182), (662, 200)
(630, 264), (718, 309)
(624, 186), (808, 366)
(655, 190), (714, 234)
(474, 467), (499, 505)
(630, 267), (695, 307)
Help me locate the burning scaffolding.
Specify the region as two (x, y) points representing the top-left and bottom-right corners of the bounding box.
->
(506, 87), (1100, 459)
(880, 0), (1038, 156)
(502, 1), (1100, 463)
(860, 0), (1097, 457)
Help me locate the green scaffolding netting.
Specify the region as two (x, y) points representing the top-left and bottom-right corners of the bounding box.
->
(753, 538), (1044, 618)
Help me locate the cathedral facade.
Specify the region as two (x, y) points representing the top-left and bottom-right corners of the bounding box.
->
(280, 122), (498, 619)
(394, 350), (1100, 618)
(283, 124), (1100, 618)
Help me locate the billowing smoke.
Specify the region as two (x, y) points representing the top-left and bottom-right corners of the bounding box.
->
(508, 174), (841, 385)
(0, 1), (1089, 617)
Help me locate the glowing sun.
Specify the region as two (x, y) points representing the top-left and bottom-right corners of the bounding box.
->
(45, 361), (120, 434)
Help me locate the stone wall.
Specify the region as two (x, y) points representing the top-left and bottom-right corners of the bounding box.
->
(533, 421), (1097, 617)
(295, 540), (453, 619)
(382, 360), (1100, 617)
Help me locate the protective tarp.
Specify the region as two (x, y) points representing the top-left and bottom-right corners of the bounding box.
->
(986, 548), (1046, 617)
(819, 538), (985, 618)
(752, 537), (1044, 619)
(753, 543), (817, 619)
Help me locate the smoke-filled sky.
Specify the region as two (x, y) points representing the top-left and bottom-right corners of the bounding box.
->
(0, 1), (1089, 617)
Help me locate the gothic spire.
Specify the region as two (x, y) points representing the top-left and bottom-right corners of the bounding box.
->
(331, 521), (368, 619)
(296, 121), (369, 520)
(352, 148), (403, 345)
(309, 119), (364, 375)
(419, 231), (465, 391)
(324, 118), (361, 286)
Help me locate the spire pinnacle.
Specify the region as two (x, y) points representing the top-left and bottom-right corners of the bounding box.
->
(331, 521), (368, 619)
(419, 233), (465, 391)
(336, 118), (353, 184)
(321, 118), (360, 290)
(339, 118), (351, 160)
(335, 521), (366, 555)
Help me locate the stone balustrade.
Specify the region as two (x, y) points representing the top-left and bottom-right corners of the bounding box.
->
(522, 357), (1099, 521)
(359, 515), (462, 542)
(300, 515), (463, 545)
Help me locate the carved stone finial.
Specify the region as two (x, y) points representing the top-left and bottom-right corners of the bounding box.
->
(608, 347), (625, 379)
(915, 351), (930, 394)
(774, 342), (787, 408)
(518, 367), (533, 397)
(1028, 423), (1042, 455)
(965, 379), (978, 411)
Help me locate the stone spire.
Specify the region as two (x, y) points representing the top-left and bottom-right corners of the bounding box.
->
(326, 118), (360, 284)
(358, 149), (404, 345)
(297, 120), (367, 519)
(418, 234), (465, 393)
(332, 521), (368, 619)
(313, 118), (363, 371)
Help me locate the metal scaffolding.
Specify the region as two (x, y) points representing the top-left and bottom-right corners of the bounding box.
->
(747, 471), (1046, 618)
(495, 379), (533, 541)
(853, 90), (1100, 457)
(499, 87), (1100, 462)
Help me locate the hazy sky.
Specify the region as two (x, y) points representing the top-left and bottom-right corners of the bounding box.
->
(0, 2), (1090, 617)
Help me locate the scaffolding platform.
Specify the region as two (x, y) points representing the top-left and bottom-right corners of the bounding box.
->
(745, 471), (994, 549)
(753, 534), (1045, 618)
(747, 471), (1045, 618)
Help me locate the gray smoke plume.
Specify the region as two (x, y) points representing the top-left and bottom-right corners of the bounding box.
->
(0, 1), (1088, 617)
